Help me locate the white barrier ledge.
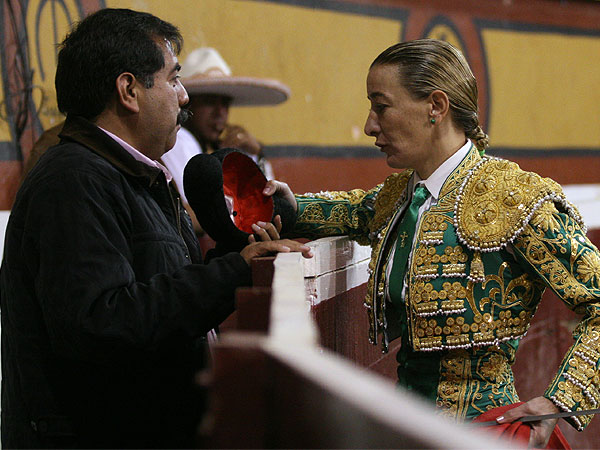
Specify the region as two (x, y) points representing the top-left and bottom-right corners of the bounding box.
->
(263, 247), (518, 449)
(303, 236), (371, 305)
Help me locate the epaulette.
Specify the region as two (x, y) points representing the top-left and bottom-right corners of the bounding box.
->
(454, 156), (585, 253)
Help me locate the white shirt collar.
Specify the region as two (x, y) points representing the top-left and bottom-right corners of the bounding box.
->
(98, 126), (173, 182)
(413, 139), (472, 198)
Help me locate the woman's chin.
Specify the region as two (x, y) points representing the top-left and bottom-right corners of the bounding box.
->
(386, 156), (407, 170)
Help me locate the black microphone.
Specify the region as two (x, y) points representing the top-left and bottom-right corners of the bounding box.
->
(183, 152), (249, 249)
(183, 148), (297, 251)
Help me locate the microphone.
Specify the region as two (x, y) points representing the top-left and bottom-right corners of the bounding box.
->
(184, 149), (297, 250)
(183, 152), (250, 250)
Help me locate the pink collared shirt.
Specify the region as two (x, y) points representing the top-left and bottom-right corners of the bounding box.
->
(98, 126), (173, 183)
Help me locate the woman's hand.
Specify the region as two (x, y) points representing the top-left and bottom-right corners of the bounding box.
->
(496, 396), (559, 448)
(263, 180), (297, 213)
(248, 215), (282, 243)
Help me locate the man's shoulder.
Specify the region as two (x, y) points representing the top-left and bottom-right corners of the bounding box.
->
(25, 140), (120, 189)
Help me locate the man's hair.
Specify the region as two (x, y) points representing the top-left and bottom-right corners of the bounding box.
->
(55, 8), (183, 120)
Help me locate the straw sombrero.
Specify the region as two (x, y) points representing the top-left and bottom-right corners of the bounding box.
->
(180, 47), (291, 106)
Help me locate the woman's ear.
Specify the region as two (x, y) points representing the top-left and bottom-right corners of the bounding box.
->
(115, 72), (140, 113)
(429, 89), (450, 122)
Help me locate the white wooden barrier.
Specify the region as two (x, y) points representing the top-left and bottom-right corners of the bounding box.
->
(213, 248), (518, 449)
(303, 236), (371, 306)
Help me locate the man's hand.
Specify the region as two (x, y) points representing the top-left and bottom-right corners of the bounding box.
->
(263, 180), (296, 213)
(248, 215), (282, 243)
(240, 239), (313, 264)
(496, 396), (559, 448)
(220, 124), (262, 156)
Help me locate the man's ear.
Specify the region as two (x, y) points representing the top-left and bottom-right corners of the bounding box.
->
(429, 90), (450, 121)
(115, 72), (140, 113)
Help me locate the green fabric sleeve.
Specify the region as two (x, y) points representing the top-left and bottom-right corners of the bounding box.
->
(292, 186), (382, 245)
(512, 201), (600, 431)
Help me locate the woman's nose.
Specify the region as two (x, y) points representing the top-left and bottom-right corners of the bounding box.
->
(364, 113), (379, 137)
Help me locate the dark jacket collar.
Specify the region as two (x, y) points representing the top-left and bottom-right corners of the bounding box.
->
(59, 115), (163, 185)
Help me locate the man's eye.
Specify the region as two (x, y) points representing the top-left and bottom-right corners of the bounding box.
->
(373, 104), (387, 113)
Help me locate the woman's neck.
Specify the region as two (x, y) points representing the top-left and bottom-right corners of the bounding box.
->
(416, 126), (467, 180)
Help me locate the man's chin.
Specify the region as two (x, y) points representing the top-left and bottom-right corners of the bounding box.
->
(164, 133), (178, 153)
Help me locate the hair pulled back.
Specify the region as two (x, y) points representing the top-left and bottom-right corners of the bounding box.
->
(371, 39), (489, 153)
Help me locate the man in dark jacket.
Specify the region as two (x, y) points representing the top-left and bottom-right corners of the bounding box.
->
(0, 8), (310, 449)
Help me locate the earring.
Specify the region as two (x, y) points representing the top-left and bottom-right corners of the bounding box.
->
(430, 118), (436, 124)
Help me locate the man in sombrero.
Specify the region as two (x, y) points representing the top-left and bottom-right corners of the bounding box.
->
(162, 47), (290, 216)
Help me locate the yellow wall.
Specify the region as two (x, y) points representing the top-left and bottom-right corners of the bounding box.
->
(0, 63), (9, 142)
(484, 29), (600, 148)
(24, 0), (82, 131)
(2, 0), (600, 151)
(22, 0), (401, 147)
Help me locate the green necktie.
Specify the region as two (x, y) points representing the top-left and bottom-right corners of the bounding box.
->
(388, 184), (430, 306)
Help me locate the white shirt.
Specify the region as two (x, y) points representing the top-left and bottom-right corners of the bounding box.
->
(161, 128), (203, 203)
(386, 139), (473, 301)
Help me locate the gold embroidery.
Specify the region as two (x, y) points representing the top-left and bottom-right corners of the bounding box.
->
(437, 350), (470, 419)
(365, 171), (412, 347)
(411, 261), (537, 352)
(412, 281), (469, 318)
(329, 204), (353, 227)
(530, 201), (562, 233)
(552, 329), (600, 430)
(368, 171), (411, 237)
(455, 157), (584, 253)
(470, 252), (485, 282)
(577, 251), (600, 287)
(421, 215), (448, 245)
(437, 349), (519, 420)
(300, 188), (371, 204)
(297, 203), (326, 223)
(366, 147), (483, 350)
(514, 222), (592, 303)
(357, 146), (600, 430)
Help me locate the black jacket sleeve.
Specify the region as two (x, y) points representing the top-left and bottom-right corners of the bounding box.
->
(9, 158), (250, 365)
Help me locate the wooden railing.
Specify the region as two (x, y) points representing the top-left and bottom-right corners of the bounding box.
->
(206, 238), (509, 449)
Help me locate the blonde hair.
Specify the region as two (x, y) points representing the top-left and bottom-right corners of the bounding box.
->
(371, 39), (489, 153)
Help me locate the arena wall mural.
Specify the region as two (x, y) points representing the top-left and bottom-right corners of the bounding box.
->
(1, 0), (599, 203)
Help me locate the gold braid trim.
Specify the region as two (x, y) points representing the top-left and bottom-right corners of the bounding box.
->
(299, 188), (374, 204)
(368, 171), (413, 238)
(436, 349), (519, 420)
(455, 157), (585, 252)
(549, 327), (600, 430)
(365, 171), (412, 347)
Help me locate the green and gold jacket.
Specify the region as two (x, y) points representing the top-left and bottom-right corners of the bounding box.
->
(294, 146), (600, 429)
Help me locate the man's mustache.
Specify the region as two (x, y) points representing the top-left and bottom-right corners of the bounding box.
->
(177, 108), (192, 126)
